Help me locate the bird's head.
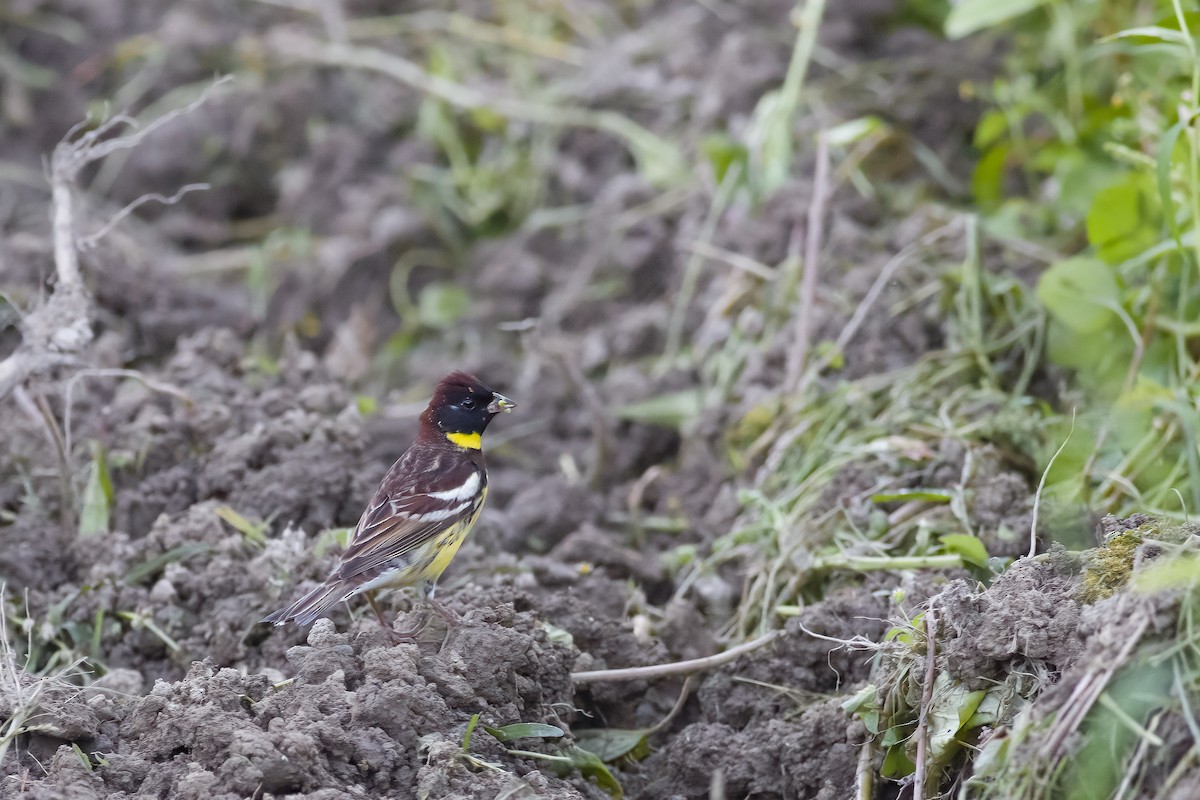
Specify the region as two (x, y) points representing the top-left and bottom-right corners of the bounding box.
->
(422, 371), (516, 450)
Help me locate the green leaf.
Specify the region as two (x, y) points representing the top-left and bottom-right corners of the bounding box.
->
(123, 543), (211, 585)
(313, 527), (353, 558)
(1131, 552), (1200, 592)
(748, 89), (793, 196)
(613, 390), (704, 430)
(826, 116), (887, 147)
(462, 713), (481, 750)
(1157, 120), (1185, 249)
(78, 442), (113, 538)
(940, 534), (990, 568)
(417, 283), (471, 330)
(871, 489), (953, 504)
(927, 675), (988, 767)
(562, 745), (623, 798)
(971, 144), (1009, 208)
(71, 743), (93, 771)
(573, 728), (650, 762)
(841, 685), (882, 734)
(841, 684), (878, 714)
(1086, 175), (1159, 263)
(214, 505), (268, 546)
(972, 110), (1008, 150)
(1102, 26), (1190, 46)
(945, 0), (1046, 39)
(964, 686), (1006, 729)
(483, 723), (565, 742)
(1036, 257), (1119, 333)
(881, 742), (916, 778)
(701, 133), (748, 185)
(356, 395), (378, 417)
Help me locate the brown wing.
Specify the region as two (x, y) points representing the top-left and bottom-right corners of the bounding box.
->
(335, 446), (484, 582)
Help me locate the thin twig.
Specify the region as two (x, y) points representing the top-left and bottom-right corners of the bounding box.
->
(787, 131), (830, 394)
(821, 221), (961, 373)
(570, 629), (783, 684)
(913, 608), (938, 800)
(63, 369), (192, 456)
(682, 241), (776, 281)
(663, 163), (741, 366)
(79, 183), (210, 249)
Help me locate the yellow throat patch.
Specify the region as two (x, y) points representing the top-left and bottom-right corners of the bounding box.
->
(445, 431), (482, 450)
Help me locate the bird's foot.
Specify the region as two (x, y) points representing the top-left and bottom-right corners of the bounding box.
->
(386, 608), (431, 643)
(429, 600), (461, 627)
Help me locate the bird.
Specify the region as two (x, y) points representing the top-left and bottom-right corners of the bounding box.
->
(263, 370), (516, 641)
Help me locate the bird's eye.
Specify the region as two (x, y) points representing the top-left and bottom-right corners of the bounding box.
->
(461, 397), (476, 409)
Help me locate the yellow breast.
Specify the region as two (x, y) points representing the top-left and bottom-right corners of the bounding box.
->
(411, 487), (487, 583)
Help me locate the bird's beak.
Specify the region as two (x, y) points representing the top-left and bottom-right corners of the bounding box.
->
(488, 393), (516, 414)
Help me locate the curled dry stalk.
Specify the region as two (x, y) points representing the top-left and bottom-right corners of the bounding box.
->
(0, 77), (230, 402)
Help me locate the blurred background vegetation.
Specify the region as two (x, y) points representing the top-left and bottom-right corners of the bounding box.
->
(7, 0), (1200, 797)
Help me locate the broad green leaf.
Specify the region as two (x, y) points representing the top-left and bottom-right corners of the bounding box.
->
(1036, 257), (1119, 333)
(574, 728), (650, 762)
(945, 0), (1046, 39)
(562, 745), (623, 798)
(701, 133), (747, 185)
(1086, 175), (1159, 263)
(78, 442), (113, 538)
(971, 145), (1009, 208)
(972, 110), (1008, 150)
(964, 686), (1007, 729)
(881, 742), (916, 778)
(417, 283), (471, 329)
(841, 685), (881, 734)
(483, 723), (565, 742)
(1054, 149), (1123, 218)
(826, 116), (887, 147)
(940, 534), (990, 568)
(613, 390), (703, 430)
(841, 684), (878, 715)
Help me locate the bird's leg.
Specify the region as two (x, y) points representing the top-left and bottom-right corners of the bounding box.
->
(366, 590), (419, 644)
(423, 580), (460, 627)
(365, 590), (390, 628)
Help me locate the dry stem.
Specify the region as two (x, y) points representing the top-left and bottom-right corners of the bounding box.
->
(786, 131), (830, 394)
(913, 607), (938, 800)
(570, 629), (783, 684)
(0, 77), (230, 402)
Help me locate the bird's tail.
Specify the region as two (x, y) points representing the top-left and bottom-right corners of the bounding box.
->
(262, 580), (352, 627)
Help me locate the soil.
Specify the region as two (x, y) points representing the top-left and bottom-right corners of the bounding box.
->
(3, 2), (1194, 800)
